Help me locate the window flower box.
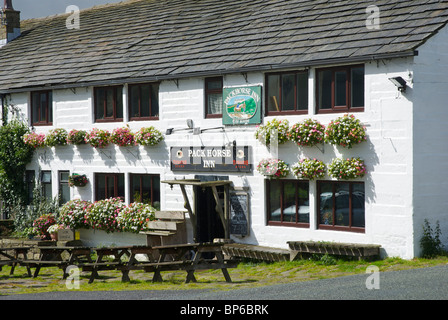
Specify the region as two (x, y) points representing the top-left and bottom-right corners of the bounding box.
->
(292, 158), (326, 180)
(328, 157), (367, 180)
(325, 114), (367, 149)
(110, 126), (135, 147)
(257, 158), (289, 179)
(134, 126), (164, 146)
(23, 132), (46, 148)
(67, 129), (87, 145)
(45, 128), (68, 147)
(288, 119), (326, 147)
(255, 118), (290, 146)
(85, 128), (111, 148)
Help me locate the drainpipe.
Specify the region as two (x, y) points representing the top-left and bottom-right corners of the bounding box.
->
(1, 94), (5, 126)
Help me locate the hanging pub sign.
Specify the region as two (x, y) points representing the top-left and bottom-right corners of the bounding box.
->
(171, 146), (252, 172)
(222, 86), (262, 125)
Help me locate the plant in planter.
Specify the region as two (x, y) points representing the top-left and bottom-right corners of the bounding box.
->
(59, 199), (92, 230)
(134, 126), (164, 146)
(288, 119), (326, 147)
(325, 114), (367, 149)
(47, 224), (64, 241)
(85, 197), (126, 233)
(328, 157), (367, 180)
(67, 129), (87, 145)
(68, 173), (89, 187)
(118, 202), (156, 234)
(23, 132), (46, 148)
(292, 158), (326, 180)
(110, 126), (135, 147)
(45, 128), (68, 147)
(257, 158), (289, 178)
(85, 128), (111, 148)
(33, 213), (57, 240)
(255, 118), (290, 146)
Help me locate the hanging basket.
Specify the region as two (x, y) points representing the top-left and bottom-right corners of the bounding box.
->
(68, 174), (89, 187)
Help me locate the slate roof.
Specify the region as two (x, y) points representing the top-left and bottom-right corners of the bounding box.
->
(1, 0), (448, 93)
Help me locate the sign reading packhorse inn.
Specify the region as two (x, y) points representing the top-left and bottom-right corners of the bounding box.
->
(171, 146), (252, 172)
(222, 86), (262, 125)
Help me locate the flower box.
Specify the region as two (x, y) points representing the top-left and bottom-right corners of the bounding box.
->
(68, 174), (89, 187)
(134, 126), (164, 146)
(288, 119), (326, 147)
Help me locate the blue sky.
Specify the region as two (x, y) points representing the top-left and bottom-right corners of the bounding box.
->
(12, 0), (124, 20)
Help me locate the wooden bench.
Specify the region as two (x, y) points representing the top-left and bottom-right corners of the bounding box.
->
(141, 211), (187, 247)
(288, 241), (381, 261)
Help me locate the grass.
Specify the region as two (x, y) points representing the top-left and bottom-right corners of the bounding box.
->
(1, 255), (448, 296)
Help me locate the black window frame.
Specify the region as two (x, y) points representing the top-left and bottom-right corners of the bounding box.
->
(31, 90), (53, 126)
(94, 86), (124, 123)
(265, 70), (309, 116)
(128, 82), (160, 121)
(58, 171), (70, 205)
(40, 170), (52, 202)
(316, 64), (365, 114)
(317, 180), (365, 233)
(266, 179), (310, 228)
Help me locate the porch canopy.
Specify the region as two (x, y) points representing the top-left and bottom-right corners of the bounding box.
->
(162, 179), (233, 242)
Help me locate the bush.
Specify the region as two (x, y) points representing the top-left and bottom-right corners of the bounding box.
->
(420, 219), (444, 258)
(134, 127), (164, 146)
(59, 199), (92, 230)
(118, 202), (156, 233)
(85, 198), (126, 233)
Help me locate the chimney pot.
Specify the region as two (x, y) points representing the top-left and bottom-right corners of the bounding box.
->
(4, 0), (13, 10)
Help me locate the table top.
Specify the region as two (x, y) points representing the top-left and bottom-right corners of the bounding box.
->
(153, 242), (223, 250)
(0, 247), (33, 251)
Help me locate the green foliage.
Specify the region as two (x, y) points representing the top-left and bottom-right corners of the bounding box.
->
(420, 219), (444, 258)
(0, 120), (35, 216)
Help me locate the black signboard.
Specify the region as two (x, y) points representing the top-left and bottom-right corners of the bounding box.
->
(230, 192), (249, 236)
(171, 146), (252, 173)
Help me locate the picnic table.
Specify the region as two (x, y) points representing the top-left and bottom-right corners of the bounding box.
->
(0, 246), (32, 276)
(25, 246), (93, 279)
(149, 242), (237, 283)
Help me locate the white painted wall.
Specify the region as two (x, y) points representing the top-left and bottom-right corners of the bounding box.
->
(8, 57), (421, 258)
(412, 25), (448, 257)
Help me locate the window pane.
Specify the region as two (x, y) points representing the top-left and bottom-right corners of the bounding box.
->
(318, 70), (332, 109)
(130, 86), (140, 118)
(207, 80), (222, 90)
(283, 181), (296, 222)
(141, 86), (150, 117)
(106, 89), (114, 118)
(297, 72), (308, 110)
(335, 183), (350, 226)
(117, 174), (125, 200)
(281, 74), (295, 111)
(297, 182), (309, 223)
(335, 71), (347, 106)
(96, 88), (105, 119)
(268, 180), (281, 222)
(116, 87), (123, 119)
(32, 93), (39, 123)
(267, 74), (280, 112)
(319, 182), (333, 225)
(48, 91), (53, 122)
(151, 84), (159, 117)
(152, 175), (160, 209)
(351, 67), (364, 108)
(352, 183), (365, 227)
(208, 93), (222, 114)
(40, 93), (47, 122)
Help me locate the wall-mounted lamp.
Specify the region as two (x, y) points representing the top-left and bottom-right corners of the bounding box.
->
(389, 76), (407, 92)
(166, 119), (195, 135)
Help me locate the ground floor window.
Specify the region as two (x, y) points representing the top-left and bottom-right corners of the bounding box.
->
(130, 174), (160, 209)
(317, 181), (365, 232)
(25, 170), (35, 205)
(41, 171), (52, 202)
(266, 179), (309, 227)
(59, 171), (70, 205)
(95, 173), (125, 201)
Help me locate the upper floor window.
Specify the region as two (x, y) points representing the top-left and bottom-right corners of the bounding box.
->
(128, 83), (159, 121)
(94, 86), (123, 122)
(31, 90), (53, 126)
(205, 77), (223, 118)
(266, 71), (308, 115)
(316, 65), (364, 113)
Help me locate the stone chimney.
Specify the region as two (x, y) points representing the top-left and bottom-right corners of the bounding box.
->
(0, 0), (20, 47)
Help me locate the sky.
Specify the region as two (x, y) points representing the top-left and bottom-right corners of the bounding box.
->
(11, 0), (124, 20)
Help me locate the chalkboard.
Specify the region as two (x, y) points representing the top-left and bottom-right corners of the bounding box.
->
(230, 192), (249, 236)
